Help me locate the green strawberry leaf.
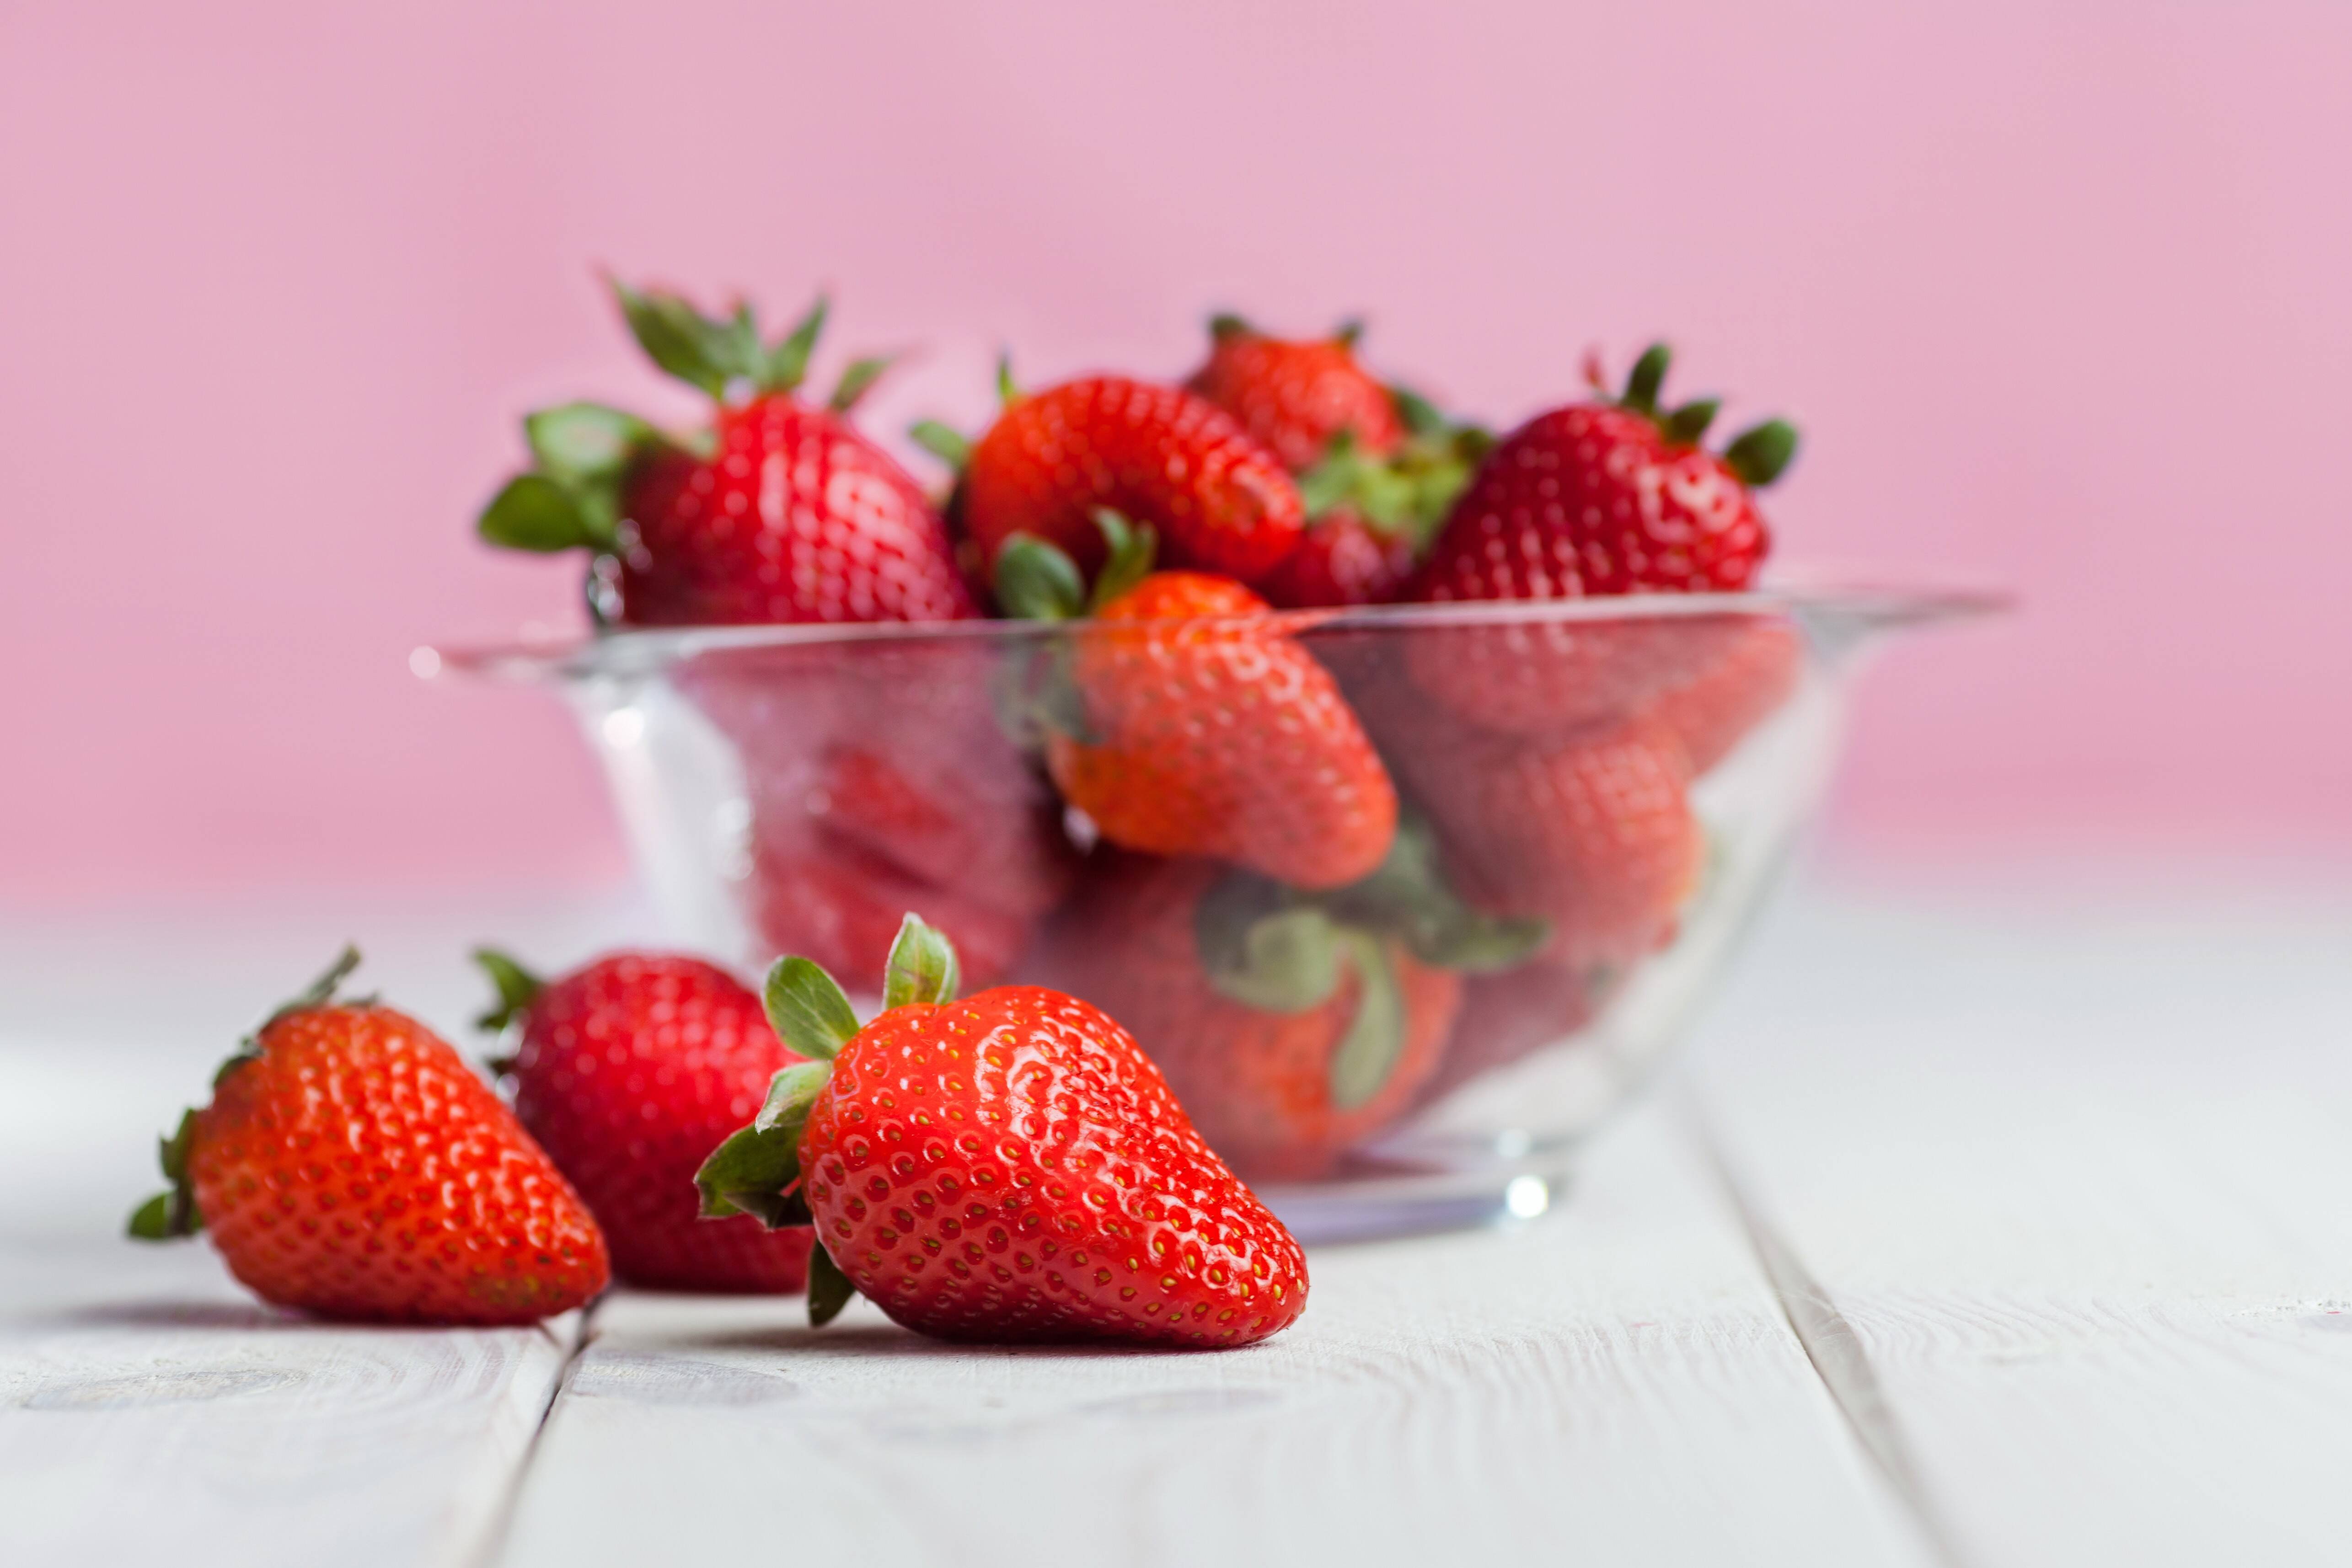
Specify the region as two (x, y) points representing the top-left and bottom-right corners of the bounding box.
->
(525, 403), (654, 487)
(1389, 384), (1448, 439)
(471, 947), (544, 1033)
(765, 295), (829, 393)
(995, 353), (1020, 407)
(909, 420), (972, 471)
(478, 475), (604, 553)
(1622, 343), (1672, 415)
(882, 915), (961, 1009)
(1333, 317), (1366, 350)
(1661, 397), (1721, 447)
(611, 278), (732, 397)
(128, 1109), (204, 1241)
(762, 957), (861, 1062)
(1327, 931), (1407, 1110)
(693, 1061), (831, 1226)
(807, 1239), (857, 1327)
(1207, 311), (1253, 341)
(828, 355), (893, 414)
(1197, 872), (1344, 1013)
(994, 533), (1087, 621)
(1723, 419), (1800, 488)
(1087, 509), (1158, 612)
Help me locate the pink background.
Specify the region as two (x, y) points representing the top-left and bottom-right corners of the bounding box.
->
(5, 1), (2348, 904)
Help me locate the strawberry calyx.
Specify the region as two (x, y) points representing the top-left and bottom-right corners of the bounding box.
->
(479, 281), (894, 576)
(1602, 342), (1801, 488)
(471, 947), (546, 1075)
(694, 914), (959, 1327)
(1295, 392), (1493, 551)
(126, 945), (368, 1242)
(1191, 833), (1541, 1110)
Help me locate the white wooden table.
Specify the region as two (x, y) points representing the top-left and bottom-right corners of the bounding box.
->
(5, 874), (2349, 1568)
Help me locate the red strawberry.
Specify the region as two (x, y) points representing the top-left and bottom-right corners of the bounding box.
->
(1029, 852), (1461, 1182)
(1644, 617), (1805, 773)
(1261, 511), (1417, 608)
(947, 375), (1306, 589)
(129, 949), (608, 1325)
(999, 526), (1397, 890)
(477, 282), (975, 627)
(695, 916), (1308, 1346)
(1404, 345), (1796, 734)
(1388, 711), (1703, 970)
(1184, 315), (1404, 471)
(475, 950), (814, 1293)
(676, 638), (1077, 993)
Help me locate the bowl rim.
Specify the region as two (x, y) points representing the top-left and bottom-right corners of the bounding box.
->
(421, 577), (2009, 683)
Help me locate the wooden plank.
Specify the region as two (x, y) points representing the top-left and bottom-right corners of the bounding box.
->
(0, 1238), (584, 1568)
(0, 903), (621, 1568)
(496, 1098), (1934, 1568)
(1688, 884), (2352, 1568)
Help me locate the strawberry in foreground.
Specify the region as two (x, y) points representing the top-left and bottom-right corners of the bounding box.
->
(475, 950), (814, 1293)
(478, 281), (974, 626)
(1405, 345), (1797, 734)
(997, 513), (1398, 890)
(923, 372), (1305, 590)
(129, 949), (609, 1324)
(696, 915), (1308, 1345)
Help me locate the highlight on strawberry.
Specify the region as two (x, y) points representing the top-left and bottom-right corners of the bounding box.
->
(130, 947), (610, 1324)
(693, 914), (1310, 1347)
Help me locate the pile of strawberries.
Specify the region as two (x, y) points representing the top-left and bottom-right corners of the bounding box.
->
(128, 287), (1807, 1346)
(480, 284), (1806, 1186)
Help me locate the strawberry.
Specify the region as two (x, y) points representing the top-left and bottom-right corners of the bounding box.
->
(1644, 617), (1805, 773)
(129, 949), (608, 1325)
(1404, 345), (1796, 734)
(1184, 315), (1404, 471)
(995, 516), (1398, 890)
(695, 915), (1308, 1346)
(1261, 511), (1417, 609)
(931, 374), (1306, 590)
(1387, 711), (1703, 970)
(1029, 852), (1463, 1181)
(477, 282), (975, 627)
(676, 638), (1077, 993)
(474, 950), (814, 1293)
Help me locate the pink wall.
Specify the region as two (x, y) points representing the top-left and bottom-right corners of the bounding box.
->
(5, 0), (2348, 902)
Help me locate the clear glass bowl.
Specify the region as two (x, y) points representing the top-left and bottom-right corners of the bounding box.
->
(430, 585), (1994, 1242)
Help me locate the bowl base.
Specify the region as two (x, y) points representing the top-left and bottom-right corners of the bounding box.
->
(1258, 1159), (1571, 1245)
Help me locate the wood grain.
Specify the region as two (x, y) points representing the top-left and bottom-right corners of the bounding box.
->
(1690, 887), (2352, 1568)
(495, 1099), (1932, 1568)
(0, 1236), (584, 1567)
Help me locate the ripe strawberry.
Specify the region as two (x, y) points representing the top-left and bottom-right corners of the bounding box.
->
(1388, 712), (1703, 970)
(676, 639), (1076, 993)
(997, 519), (1398, 890)
(695, 915), (1308, 1346)
(1404, 345), (1796, 734)
(477, 282), (975, 626)
(1261, 511), (1417, 608)
(943, 374), (1306, 589)
(129, 949), (608, 1325)
(474, 950), (814, 1293)
(1029, 852), (1461, 1181)
(1644, 617), (1805, 773)
(1184, 315), (1404, 471)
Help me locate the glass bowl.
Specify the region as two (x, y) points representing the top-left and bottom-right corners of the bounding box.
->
(429, 586), (1994, 1242)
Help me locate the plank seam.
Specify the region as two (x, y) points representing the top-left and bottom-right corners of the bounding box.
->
(466, 1300), (603, 1568)
(1679, 1091), (1978, 1568)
